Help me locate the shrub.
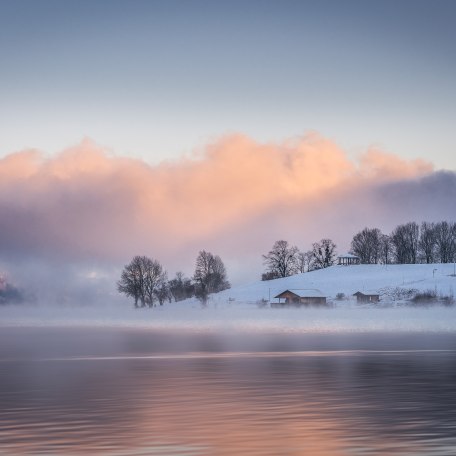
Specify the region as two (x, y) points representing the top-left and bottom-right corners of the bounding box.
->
(411, 289), (437, 304)
(441, 293), (455, 306)
(409, 289), (454, 306)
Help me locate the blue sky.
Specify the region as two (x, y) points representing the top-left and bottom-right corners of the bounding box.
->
(1, 0), (455, 168)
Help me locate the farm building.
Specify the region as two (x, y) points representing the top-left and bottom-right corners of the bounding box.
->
(353, 291), (380, 303)
(272, 289), (327, 307)
(338, 254), (360, 265)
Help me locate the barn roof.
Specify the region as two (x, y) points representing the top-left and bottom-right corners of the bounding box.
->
(353, 291), (380, 297)
(274, 289), (325, 299)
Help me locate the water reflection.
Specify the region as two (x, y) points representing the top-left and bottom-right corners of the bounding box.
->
(1, 329), (456, 455)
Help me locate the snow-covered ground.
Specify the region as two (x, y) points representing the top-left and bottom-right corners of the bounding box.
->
(213, 263), (456, 305)
(0, 263), (455, 333)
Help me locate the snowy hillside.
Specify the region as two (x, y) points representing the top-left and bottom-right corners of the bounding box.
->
(212, 263), (456, 306)
(1, 263), (456, 333)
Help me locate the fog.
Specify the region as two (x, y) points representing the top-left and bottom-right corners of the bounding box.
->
(2, 303), (456, 335)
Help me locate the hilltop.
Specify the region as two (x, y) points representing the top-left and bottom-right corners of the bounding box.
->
(212, 263), (456, 306)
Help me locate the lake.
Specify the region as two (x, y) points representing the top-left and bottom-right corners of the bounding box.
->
(1, 328), (456, 455)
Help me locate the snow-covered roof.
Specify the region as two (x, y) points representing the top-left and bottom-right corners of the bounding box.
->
(274, 288), (325, 298)
(338, 253), (359, 259)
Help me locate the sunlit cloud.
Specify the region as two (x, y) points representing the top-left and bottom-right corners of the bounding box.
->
(0, 132), (454, 284)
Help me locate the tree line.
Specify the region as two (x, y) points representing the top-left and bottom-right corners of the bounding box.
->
(262, 238), (337, 280)
(261, 220), (456, 280)
(117, 250), (230, 308)
(350, 221), (456, 265)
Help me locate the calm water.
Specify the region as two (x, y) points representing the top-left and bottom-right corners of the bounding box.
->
(1, 328), (456, 455)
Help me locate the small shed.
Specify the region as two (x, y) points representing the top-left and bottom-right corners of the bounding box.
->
(272, 289), (327, 307)
(353, 291), (380, 303)
(338, 254), (360, 265)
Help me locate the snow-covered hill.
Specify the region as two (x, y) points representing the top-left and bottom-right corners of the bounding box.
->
(212, 263), (456, 306)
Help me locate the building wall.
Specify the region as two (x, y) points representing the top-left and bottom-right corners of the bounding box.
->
(356, 295), (380, 303)
(272, 295), (327, 307)
(280, 292), (299, 302)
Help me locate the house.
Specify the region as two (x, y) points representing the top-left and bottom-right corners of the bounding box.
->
(272, 289), (327, 307)
(338, 254), (360, 265)
(353, 291), (380, 303)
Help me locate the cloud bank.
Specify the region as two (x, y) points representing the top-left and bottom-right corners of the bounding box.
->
(0, 133), (454, 285)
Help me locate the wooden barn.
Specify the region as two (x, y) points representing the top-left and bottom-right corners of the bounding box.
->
(353, 291), (380, 303)
(272, 289), (327, 307)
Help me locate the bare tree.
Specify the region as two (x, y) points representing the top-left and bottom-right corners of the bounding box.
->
(434, 221), (456, 263)
(155, 280), (171, 306)
(379, 234), (393, 265)
(169, 272), (195, 302)
(117, 256), (146, 307)
(262, 240), (299, 279)
(311, 239), (337, 269)
(194, 250), (230, 305)
(451, 222), (456, 263)
(419, 222), (436, 264)
(350, 227), (382, 264)
(143, 259), (167, 307)
(296, 250), (313, 273)
(390, 222), (419, 264)
(118, 256), (167, 308)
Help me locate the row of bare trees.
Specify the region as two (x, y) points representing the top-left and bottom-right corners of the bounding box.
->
(118, 250), (230, 307)
(351, 221), (456, 265)
(261, 220), (456, 280)
(262, 238), (337, 280)
(350, 228), (391, 264)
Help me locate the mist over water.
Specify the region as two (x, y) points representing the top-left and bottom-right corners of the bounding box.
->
(3, 303), (456, 334)
(1, 328), (456, 455)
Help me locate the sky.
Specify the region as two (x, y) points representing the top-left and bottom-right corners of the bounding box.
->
(1, 0), (455, 167)
(0, 0), (455, 292)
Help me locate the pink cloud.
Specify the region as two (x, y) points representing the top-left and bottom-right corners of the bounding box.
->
(0, 132), (452, 282)
(359, 148), (432, 180)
